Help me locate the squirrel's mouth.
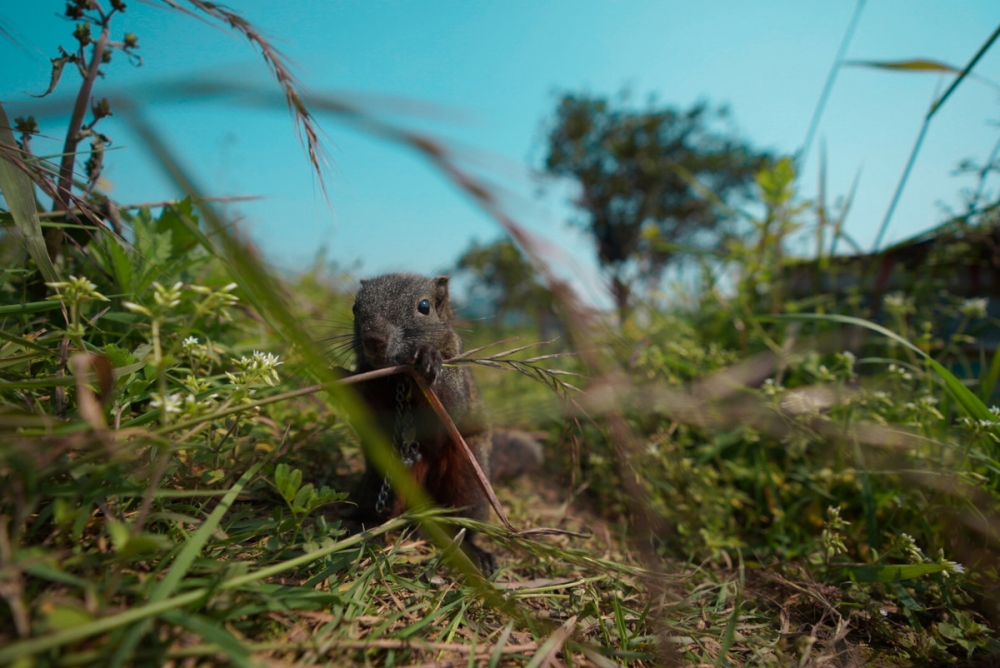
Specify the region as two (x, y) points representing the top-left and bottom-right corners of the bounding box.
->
(360, 335), (396, 369)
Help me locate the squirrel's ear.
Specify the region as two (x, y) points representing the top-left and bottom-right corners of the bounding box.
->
(433, 276), (451, 317)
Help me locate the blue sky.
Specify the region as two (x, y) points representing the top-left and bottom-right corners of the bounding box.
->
(2, 1), (1000, 300)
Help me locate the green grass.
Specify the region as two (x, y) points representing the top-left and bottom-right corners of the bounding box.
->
(2, 214), (999, 666)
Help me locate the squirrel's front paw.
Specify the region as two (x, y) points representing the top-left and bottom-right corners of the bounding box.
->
(412, 343), (443, 384)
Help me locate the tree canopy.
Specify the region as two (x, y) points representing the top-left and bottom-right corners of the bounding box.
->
(544, 94), (770, 310)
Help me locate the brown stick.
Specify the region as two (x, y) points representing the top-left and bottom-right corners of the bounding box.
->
(406, 368), (513, 531)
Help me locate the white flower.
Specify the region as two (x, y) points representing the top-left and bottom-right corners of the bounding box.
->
(761, 378), (782, 397)
(228, 350), (283, 386)
(960, 297), (988, 319)
(149, 392), (183, 415)
(887, 364), (913, 382)
(883, 292), (914, 315)
(937, 549), (965, 578)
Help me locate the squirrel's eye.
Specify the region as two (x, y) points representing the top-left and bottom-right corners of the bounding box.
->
(352, 302), (358, 315)
(418, 299), (431, 315)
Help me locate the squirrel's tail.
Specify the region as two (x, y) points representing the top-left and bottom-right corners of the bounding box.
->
(489, 429), (544, 483)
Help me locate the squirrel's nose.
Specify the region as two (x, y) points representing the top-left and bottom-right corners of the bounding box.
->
(362, 332), (388, 360)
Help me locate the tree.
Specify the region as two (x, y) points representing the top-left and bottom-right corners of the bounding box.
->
(544, 93), (769, 314)
(456, 237), (554, 327)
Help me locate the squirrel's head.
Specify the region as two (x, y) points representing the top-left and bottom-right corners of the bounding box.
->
(352, 273), (455, 369)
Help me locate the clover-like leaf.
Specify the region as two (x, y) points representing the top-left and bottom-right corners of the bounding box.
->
(292, 483), (315, 514)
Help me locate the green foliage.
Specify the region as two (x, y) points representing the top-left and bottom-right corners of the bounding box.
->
(456, 236), (554, 324)
(0, 198), (366, 663)
(568, 282), (1000, 661)
(274, 462), (348, 520)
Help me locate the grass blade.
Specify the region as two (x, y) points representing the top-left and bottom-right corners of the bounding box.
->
(488, 622), (514, 668)
(0, 517), (409, 663)
(159, 611), (258, 668)
(524, 615), (576, 668)
(0, 102), (59, 283)
(979, 341), (1000, 402)
(800, 0), (867, 171)
(108, 454), (274, 666)
(714, 550), (744, 668)
(0, 328), (52, 354)
(927, 21), (1000, 116)
(0, 300), (62, 316)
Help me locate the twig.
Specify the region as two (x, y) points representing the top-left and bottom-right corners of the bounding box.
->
(407, 368), (513, 531)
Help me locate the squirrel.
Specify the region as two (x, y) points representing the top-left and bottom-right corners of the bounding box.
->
(346, 273), (542, 575)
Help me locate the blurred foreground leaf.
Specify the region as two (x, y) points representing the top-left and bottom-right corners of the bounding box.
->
(846, 58), (960, 73)
(0, 101), (59, 283)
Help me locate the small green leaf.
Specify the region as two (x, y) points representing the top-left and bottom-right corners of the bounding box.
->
(843, 562), (949, 583)
(318, 487), (349, 505)
(24, 562), (89, 588)
(274, 462), (291, 498)
(755, 156), (796, 206)
(127, 379), (152, 398)
(155, 198), (200, 260)
(107, 520), (130, 551)
(288, 467), (302, 494)
(104, 233), (134, 293)
(117, 533), (172, 560)
(293, 483), (315, 512)
(202, 469), (225, 486)
(937, 621), (965, 641)
(45, 605), (93, 632)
